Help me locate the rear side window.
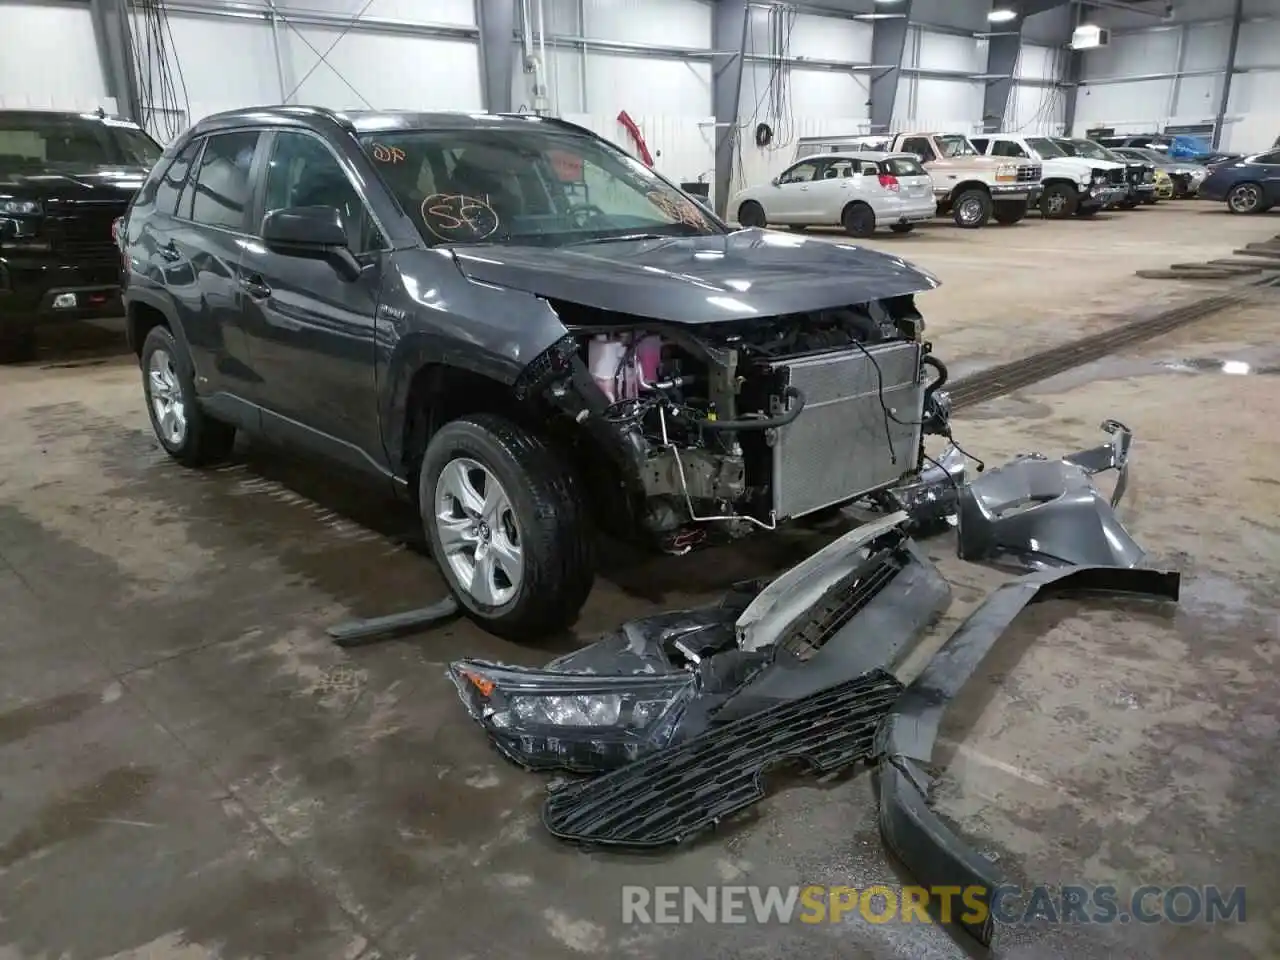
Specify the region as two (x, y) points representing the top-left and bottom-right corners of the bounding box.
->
(970, 138), (989, 153)
(1256, 150), (1280, 164)
(900, 137), (936, 162)
(152, 138), (202, 215)
(190, 130), (261, 231)
(882, 156), (926, 177)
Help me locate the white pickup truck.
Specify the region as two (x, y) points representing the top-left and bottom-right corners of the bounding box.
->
(970, 133), (1128, 219)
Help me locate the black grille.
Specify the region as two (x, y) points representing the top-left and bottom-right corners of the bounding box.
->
(1016, 164), (1041, 183)
(777, 542), (906, 661)
(542, 669), (904, 847)
(1107, 168), (1126, 185)
(1125, 164), (1143, 185)
(46, 202), (127, 259)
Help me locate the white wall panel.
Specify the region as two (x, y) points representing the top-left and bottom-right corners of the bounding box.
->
(1006, 84), (1067, 135)
(1074, 79), (1172, 129)
(1016, 44), (1061, 83)
(133, 12), (281, 139)
(1081, 30), (1180, 81)
(0, 1), (112, 111)
(1183, 21), (1231, 72)
(284, 0), (476, 24)
(914, 29), (984, 73)
(563, 112), (714, 186)
(787, 12), (873, 61)
(582, 0), (712, 47)
(583, 56), (711, 115)
(284, 29), (482, 112)
(1225, 70), (1280, 152)
(1236, 20), (1280, 69)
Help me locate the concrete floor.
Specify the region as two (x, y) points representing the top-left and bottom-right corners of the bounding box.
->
(1, 203), (1278, 959)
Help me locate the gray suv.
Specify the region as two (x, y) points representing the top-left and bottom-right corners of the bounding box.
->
(120, 106), (948, 638)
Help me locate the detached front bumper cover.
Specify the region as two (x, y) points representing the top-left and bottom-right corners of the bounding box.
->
(874, 563), (1181, 946)
(956, 419), (1144, 570)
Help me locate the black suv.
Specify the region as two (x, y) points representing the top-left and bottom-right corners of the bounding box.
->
(120, 106), (946, 638)
(0, 109), (162, 361)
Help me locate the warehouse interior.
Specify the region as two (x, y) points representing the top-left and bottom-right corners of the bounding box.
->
(2, 0), (1280, 958)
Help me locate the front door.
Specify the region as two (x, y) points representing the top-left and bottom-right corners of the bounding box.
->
(770, 159), (823, 222)
(238, 128), (387, 475)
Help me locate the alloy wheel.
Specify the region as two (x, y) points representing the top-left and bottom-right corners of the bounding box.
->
(959, 198), (984, 224)
(148, 348), (188, 447)
(434, 457), (523, 606)
(1229, 184), (1261, 213)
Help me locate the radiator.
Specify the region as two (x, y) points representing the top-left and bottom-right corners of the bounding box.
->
(766, 341), (924, 520)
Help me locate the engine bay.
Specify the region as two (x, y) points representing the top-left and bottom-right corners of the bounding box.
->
(539, 296), (951, 552)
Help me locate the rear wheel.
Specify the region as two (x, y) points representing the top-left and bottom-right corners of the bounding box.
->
(737, 200), (767, 228)
(993, 201), (1027, 225)
(420, 414), (594, 640)
(1040, 183), (1078, 219)
(841, 202), (876, 238)
(0, 322), (37, 364)
(952, 189), (992, 228)
(141, 325), (236, 466)
(1226, 182), (1264, 215)
(889, 223), (915, 234)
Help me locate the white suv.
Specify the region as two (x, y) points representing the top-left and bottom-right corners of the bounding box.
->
(970, 134), (1127, 219)
(731, 152), (937, 236)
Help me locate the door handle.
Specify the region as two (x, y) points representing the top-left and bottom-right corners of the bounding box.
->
(239, 274), (272, 299)
(158, 241), (181, 262)
(799, 186), (809, 191)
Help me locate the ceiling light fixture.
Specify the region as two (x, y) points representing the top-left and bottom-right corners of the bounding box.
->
(988, 7), (1018, 23)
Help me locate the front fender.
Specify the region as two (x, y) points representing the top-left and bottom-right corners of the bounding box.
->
(377, 275), (571, 477)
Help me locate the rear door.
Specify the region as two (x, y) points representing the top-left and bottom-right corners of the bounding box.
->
(881, 155), (933, 202)
(808, 157), (857, 223)
(166, 129), (265, 404)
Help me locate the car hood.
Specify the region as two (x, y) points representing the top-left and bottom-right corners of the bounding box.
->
(446, 228), (941, 324)
(0, 164), (149, 204)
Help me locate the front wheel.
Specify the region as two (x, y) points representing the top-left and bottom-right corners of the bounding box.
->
(420, 414), (594, 640)
(737, 200), (767, 228)
(1226, 182), (1264, 215)
(141, 325), (236, 466)
(952, 189), (992, 228)
(0, 321), (37, 364)
(1040, 184), (1078, 219)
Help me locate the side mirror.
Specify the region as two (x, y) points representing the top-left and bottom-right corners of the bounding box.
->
(261, 205), (361, 281)
(770, 176), (781, 186)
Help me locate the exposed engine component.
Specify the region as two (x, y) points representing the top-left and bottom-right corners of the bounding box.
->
(538, 295), (946, 546)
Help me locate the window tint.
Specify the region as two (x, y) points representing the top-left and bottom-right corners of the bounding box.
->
(970, 138), (989, 153)
(189, 131), (260, 231)
(152, 139), (202, 214)
(992, 140), (1027, 158)
(901, 137), (935, 162)
(1256, 151), (1280, 164)
(882, 156), (926, 177)
(264, 130), (382, 251)
(823, 159), (857, 179)
(779, 161), (820, 184)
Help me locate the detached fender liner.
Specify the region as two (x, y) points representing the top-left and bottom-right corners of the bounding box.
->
(873, 564), (1182, 946)
(543, 669), (903, 847)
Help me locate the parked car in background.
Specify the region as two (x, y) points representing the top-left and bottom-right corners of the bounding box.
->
(1109, 146), (1207, 198)
(970, 133), (1126, 219)
(794, 131), (1040, 228)
(1198, 150), (1280, 214)
(732, 152), (936, 236)
(0, 108), (162, 362)
(119, 106), (953, 638)
(1052, 138), (1155, 208)
(1097, 133), (1215, 162)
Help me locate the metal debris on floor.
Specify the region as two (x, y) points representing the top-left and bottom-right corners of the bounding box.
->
(1139, 234), (1280, 282)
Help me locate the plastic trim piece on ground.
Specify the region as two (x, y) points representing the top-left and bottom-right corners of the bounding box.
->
(874, 563), (1182, 947)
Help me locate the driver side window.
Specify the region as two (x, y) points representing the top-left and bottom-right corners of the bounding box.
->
(993, 140), (1028, 158)
(901, 138), (936, 162)
(263, 130), (383, 253)
(778, 161), (820, 184)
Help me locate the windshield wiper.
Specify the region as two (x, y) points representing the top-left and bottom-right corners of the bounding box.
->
(570, 232), (678, 245)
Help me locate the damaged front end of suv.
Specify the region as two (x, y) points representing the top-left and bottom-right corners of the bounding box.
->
(484, 235), (953, 553)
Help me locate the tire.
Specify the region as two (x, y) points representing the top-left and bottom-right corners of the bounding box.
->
(419, 413), (594, 640)
(140, 325), (236, 466)
(841, 202), (876, 238)
(889, 223), (915, 234)
(1226, 182), (1264, 215)
(1039, 183), (1078, 219)
(952, 189), (992, 228)
(738, 200), (767, 228)
(993, 201), (1027, 225)
(0, 322), (37, 364)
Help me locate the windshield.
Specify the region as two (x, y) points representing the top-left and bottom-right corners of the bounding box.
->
(0, 114), (163, 168)
(1026, 137), (1066, 159)
(360, 127), (722, 247)
(936, 134), (977, 158)
(1065, 139), (1121, 162)
(1130, 148), (1167, 164)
